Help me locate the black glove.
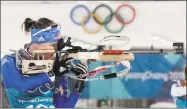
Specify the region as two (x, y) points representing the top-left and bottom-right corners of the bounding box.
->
(61, 58), (88, 76)
(58, 57), (88, 93)
(60, 58), (74, 67)
(61, 58), (88, 93)
(53, 54), (74, 77)
(70, 62), (88, 76)
(70, 62), (88, 93)
(74, 77), (86, 93)
(60, 57), (74, 73)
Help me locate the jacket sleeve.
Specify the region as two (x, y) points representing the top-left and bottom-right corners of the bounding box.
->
(53, 75), (81, 108)
(54, 90), (81, 108)
(1, 55), (52, 92)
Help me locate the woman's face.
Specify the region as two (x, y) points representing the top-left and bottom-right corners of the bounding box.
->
(29, 43), (56, 60)
(29, 34), (62, 60)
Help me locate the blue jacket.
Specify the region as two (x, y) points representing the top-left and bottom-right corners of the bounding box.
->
(1, 55), (81, 108)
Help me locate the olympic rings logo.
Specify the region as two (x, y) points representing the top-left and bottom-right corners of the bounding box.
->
(70, 4), (136, 34)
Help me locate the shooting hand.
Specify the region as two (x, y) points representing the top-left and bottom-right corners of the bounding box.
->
(61, 58), (88, 93)
(61, 58), (87, 93)
(70, 62), (88, 76)
(74, 77), (86, 93)
(60, 57), (88, 76)
(71, 61), (88, 93)
(60, 58), (74, 73)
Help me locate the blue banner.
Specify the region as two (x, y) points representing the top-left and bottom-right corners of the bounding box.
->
(80, 54), (185, 99)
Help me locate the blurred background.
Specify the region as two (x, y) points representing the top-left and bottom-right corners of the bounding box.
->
(1, 1), (186, 108)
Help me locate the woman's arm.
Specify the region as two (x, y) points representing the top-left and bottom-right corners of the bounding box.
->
(54, 90), (81, 108)
(54, 77), (85, 108)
